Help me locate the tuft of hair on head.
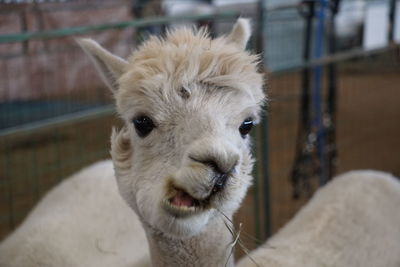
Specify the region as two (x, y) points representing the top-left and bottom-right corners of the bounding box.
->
(226, 18), (252, 50)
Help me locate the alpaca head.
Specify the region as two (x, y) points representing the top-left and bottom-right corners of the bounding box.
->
(78, 18), (265, 238)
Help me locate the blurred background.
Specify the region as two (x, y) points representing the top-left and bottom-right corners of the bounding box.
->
(1, 0), (399, 255)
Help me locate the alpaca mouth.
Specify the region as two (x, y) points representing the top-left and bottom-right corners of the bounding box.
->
(162, 173), (229, 217)
(170, 189), (201, 208)
(163, 187), (210, 217)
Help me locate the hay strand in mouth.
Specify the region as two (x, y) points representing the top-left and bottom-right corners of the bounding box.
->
(216, 209), (261, 267)
(223, 220), (241, 267)
(217, 209), (264, 244)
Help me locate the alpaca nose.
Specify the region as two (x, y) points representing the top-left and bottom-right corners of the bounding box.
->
(187, 137), (240, 192)
(189, 156), (237, 176)
(189, 156), (237, 193)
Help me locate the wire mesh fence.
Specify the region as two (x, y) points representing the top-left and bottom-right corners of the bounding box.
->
(266, 49), (400, 233)
(261, 0), (400, 235)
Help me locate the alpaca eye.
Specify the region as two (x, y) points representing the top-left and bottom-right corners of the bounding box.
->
(239, 118), (253, 137)
(132, 115), (155, 138)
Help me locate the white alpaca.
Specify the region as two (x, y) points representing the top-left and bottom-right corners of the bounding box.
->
(84, 18), (263, 266)
(0, 161), (150, 267)
(1, 19), (400, 267)
(239, 170), (400, 267)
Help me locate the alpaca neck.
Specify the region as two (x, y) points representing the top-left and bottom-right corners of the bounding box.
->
(144, 216), (234, 267)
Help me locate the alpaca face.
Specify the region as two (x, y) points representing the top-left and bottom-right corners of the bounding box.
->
(79, 19), (265, 238)
(114, 82), (259, 238)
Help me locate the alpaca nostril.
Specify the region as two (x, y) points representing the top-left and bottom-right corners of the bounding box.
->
(212, 173), (229, 193)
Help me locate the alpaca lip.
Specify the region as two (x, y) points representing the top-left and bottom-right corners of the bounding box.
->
(163, 187), (207, 217)
(170, 190), (199, 207)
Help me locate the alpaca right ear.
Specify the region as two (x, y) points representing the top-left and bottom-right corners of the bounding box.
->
(226, 18), (252, 50)
(77, 38), (128, 92)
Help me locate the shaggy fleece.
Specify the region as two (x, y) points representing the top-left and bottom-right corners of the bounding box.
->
(1, 164), (399, 267)
(239, 170), (400, 267)
(0, 160), (150, 267)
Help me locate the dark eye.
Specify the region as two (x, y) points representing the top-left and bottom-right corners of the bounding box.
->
(239, 118), (253, 137)
(132, 115), (155, 138)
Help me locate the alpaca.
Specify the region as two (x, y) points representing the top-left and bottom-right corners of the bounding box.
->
(0, 161), (150, 267)
(239, 170), (400, 267)
(79, 18), (264, 266)
(77, 17), (400, 266)
(2, 167), (399, 267)
(1, 18), (400, 267)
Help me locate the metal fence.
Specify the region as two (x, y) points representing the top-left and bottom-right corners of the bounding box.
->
(258, 0), (400, 240)
(1, 0), (400, 253)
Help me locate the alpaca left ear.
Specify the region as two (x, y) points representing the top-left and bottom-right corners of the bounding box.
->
(226, 18), (252, 50)
(77, 38), (128, 93)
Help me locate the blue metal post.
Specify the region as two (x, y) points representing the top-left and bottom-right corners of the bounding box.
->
(313, 0), (328, 185)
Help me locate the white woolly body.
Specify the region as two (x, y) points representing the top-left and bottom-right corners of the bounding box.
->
(2, 164), (400, 267)
(240, 170), (400, 267)
(0, 161), (150, 267)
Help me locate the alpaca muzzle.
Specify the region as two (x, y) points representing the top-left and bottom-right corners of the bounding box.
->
(162, 154), (238, 218)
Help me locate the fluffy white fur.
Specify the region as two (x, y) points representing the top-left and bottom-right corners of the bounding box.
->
(0, 161), (150, 267)
(2, 165), (399, 266)
(1, 18), (400, 267)
(239, 170), (400, 267)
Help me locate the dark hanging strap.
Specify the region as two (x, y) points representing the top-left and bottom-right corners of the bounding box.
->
(291, 0), (318, 199)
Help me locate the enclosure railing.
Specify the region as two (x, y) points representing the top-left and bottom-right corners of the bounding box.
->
(0, 12), (237, 43)
(0, 11), (237, 139)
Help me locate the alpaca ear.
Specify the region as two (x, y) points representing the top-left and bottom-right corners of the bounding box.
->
(226, 18), (252, 50)
(77, 38), (128, 92)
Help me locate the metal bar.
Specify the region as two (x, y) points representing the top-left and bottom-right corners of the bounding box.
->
(266, 3), (303, 12)
(260, 99), (271, 238)
(0, 38), (132, 60)
(271, 45), (399, 74)
(327, 0), (340, 121)
(258, 0), (271, 239)
(291, 0), (315, 199)
(326, 0), (340, 180)
(389, 0), (397, 42)
(301, 0), (314, 128)
(252, 0), (263, 241)
(0, 105), (115, 138)
(313, 0), (327, 185)
(0, 11), (238, 43)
